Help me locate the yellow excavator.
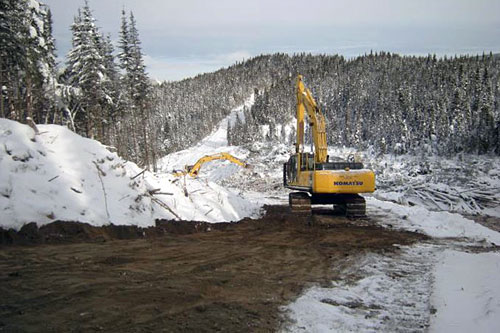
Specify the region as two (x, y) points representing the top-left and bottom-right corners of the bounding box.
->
(173, 152), (248, 177)
(283, 75), (375, 217)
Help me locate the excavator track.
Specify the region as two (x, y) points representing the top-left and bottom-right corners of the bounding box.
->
(289, 193), (366, 217)
(289, 192), (311, 213)
(344, 194), (366, 218)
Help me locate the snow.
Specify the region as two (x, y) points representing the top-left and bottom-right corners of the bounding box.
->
(283, 244), (436, 332)
(158, 94), (255, 181)
(283, 199), (500, 332)
(146, 172), (260, 222)
(28, 0), (40, 10)
(0, 119), (153, 229)
(368, 197), (500, 246)
(29, 26), (37, 38)
(483, 207), (500, 218)
(227, 93), (254, 127)
(0, 116), (260, 231)
(430, 250), (500, 333)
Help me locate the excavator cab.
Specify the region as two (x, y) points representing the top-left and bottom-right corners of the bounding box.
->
(300, 153), (315, 171)
(284, 153), (315, 185)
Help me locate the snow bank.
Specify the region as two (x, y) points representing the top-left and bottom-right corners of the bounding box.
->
(146, 173), (261, 222)
(0, 119), (154, 229)
(368, 197), (500, 246)
(430, 250), (500, 333)
(0, 119), (261, 230)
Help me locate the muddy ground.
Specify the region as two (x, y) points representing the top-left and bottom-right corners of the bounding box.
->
(0, 206), (426, 332)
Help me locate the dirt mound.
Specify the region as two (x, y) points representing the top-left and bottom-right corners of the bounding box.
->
(0, 218), (235, 246)
(0, 205), (427, 332)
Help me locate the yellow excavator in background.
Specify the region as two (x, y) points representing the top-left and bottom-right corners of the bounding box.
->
(173, 152), (248, 177)
(283, 75), (376, 217)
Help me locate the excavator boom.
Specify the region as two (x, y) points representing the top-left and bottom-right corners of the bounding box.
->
(173, 152), (247, 177)
(296, 75), (328, 163)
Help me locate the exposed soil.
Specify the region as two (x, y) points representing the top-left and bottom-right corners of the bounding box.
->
(465, 214), (500, 233)
(0, 205), (427, 332)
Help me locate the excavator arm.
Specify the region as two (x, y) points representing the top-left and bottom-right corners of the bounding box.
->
(173, 152), (248, 177)
(296, 75), (328, 163)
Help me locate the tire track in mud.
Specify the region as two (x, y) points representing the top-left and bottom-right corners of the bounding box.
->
(282, 243), (438, 332)
(282, 203), (500, 332)
(0, 205), (427, 332)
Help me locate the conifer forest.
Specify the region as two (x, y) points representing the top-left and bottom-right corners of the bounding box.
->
(1, 0), (499, 170)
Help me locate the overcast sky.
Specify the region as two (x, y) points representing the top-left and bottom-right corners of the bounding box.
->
(42, 0), (500, 81)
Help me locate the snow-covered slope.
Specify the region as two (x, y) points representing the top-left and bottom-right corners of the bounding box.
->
(156, 93), (288, 207)
(0, 119), (156, 229)
(0, 116), (261, 231)
(158, 94), (254, 179)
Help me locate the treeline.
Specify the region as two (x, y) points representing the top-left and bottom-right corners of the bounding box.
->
(155, 52), (499, 156)
(226, 53), (500, 155)
(151, 55), (287, 154)
(1, 0), (157, 168)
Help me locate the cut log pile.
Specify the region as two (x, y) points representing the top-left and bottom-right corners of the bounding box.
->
(388, 181), (499, 214)
(374, 155), (500, 215)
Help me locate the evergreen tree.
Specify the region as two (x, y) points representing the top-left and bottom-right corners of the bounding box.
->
(101, 34), (121, 143)
(117, 10), (154, 168)
(40, 8), (59, 124)
(118, 9), (131, 76)
(477, 68), (495, 153)
(155, 53), (500, 157)
(0, 0), (27, 119)
(0, 0), (57, 123)
(65, 1), (109, 141)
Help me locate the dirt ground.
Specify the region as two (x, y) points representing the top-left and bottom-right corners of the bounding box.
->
(0, 205), (426, 332)
(466, 214), (500, 233)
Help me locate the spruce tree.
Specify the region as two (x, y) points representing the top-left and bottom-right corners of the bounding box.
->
(40, 7), (59, 124)
(0, 0), (57, 123)
(117, 10), (154, 168)
(65, 1), (108, 140)
(477, 68), (495, 153)
(0, 0), (26, 119)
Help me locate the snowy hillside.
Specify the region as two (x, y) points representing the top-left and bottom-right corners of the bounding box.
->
(0, 118), (261, 231)
(2, 94), (500, 332)
(157, 93), (290, 207)
(157, 94), (254, 180)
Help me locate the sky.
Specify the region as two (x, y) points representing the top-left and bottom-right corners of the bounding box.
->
(42, 0), (500, 82)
